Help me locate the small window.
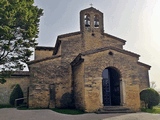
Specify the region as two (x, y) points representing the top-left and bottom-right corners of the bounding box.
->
(108, 51), (113, 56)
(84, 14), (90, 27)
(50, 84), (55, 100)
(94, 15), (99, 28)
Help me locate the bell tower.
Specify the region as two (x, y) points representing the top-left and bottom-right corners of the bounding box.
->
(80, 7), (104, 34)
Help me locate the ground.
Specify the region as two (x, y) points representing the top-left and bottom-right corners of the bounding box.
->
(0, 108), (160, 120)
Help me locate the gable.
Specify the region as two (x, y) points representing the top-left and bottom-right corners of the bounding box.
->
(81, 46), (140, 58)
(53, 32), (81, 55)
(71, 46), (150, 69)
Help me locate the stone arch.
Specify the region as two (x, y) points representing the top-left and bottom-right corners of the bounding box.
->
(102, 66), (121, 106)
(94, 14), (99, 28)
(84, 14), (90, 27)
(105, 66), (122, 77)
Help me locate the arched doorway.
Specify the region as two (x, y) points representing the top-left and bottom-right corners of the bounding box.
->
(102, 67), (121, 106)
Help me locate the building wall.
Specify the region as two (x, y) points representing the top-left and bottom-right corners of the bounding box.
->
(29, 34), (84, 108)
(0, 76), (29, 104)
(35, 50), (53, 60)
(28, 57), (64, 108)
(83, 32), (125, 52)
(102, 36), (125, 49)
(72, 62), (85, 110)
(82, 50), (149, 112)
(137, 65), (150, 91)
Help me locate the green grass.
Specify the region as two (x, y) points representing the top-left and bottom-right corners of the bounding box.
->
(51, 108), (85, 115)
(0, 104), (84, 115)
(17, 106), (84, 115)
(0, 104), (13, 109)
(17, 105), (48, 110)
(141, 106), (160, 114)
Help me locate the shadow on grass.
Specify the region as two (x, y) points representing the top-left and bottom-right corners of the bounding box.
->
(0, 104), (13, 109)
(16, 105), (85, 115)
(51, 108), (85, 115)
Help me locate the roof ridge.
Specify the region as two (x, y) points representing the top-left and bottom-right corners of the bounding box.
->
(81, 46), (140, 58)
(35, 46), (55, 50)
(28, 55), (61, 65)
(103, 33), (126, 43)
(58, 31), (81, 38)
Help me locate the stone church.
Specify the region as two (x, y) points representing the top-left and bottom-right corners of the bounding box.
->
(0, 7), (150, 112)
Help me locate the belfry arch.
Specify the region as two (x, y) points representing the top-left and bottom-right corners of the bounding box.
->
(102, 67), (121, 106)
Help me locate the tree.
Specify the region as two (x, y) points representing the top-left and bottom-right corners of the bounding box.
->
(140, 88), (159, 109)
(0, 0), (43, 83)
(9, 84), (24, 106)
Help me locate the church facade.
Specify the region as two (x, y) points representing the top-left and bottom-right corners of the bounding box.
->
(1, 7), (150, 112)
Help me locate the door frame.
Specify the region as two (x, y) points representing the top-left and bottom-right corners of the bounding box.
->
(102, 67), (123, 106)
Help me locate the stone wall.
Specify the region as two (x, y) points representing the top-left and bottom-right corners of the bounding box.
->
(29, 84), (50, 108)
(83, 32), (125, 52)
(28, 57), (63, 108)
(84, 77), (102, 112)
(81, 49), (149, 112)
(0, 75), (29, 104)
(125, 85), (140, 111)
(137, 65), (150, 91)
(35, 49), (53, 60)
(72, 62), (85, 110)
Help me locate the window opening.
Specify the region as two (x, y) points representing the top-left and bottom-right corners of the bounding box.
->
(109, 51), (113, 56)
(94, 15), (99, 28)
(84, 14), (90, 27)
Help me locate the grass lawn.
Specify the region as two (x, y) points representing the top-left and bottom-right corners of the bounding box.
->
(16, 106), (85, 115)
(51, 108), (85, 115)
(0, 104), (13, 109)
(141, 106), (160, 114)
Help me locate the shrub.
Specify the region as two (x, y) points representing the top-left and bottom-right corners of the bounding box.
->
(60, 92), (74, 108)
(9, 84), (24, 106)
(140, 88), (159, 109)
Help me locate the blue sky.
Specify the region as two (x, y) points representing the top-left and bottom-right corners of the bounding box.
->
(34, 0), (160, 89)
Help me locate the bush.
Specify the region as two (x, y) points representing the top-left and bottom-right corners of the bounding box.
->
(140, 88), (159, 109)
(9, 84), (24, 106)
(60, 92), (74, 108)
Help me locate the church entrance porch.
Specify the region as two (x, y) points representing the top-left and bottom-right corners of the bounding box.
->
(102, 67), (121, 106)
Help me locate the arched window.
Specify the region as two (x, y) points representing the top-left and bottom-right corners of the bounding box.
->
(84, 14), (90, 27)
(94, 15), (99, 28)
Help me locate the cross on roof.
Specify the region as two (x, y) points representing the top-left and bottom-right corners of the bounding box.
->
(90, 3), (93, 7)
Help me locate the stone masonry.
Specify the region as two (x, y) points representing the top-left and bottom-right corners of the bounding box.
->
(28, 7), (150, 112)
(0, 7), (150, 112)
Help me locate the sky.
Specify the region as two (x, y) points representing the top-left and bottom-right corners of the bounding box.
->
(34, 0), (160, 90)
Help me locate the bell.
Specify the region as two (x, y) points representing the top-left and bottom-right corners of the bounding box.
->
(94, 20), (99, 27)
(84, 15), (90, 27)
(85, 20), (90, 27)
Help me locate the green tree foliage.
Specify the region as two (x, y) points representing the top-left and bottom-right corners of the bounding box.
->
(0, 0), (43, 83)
(140, 88), (160, 109)
(9, 84), (24, 106)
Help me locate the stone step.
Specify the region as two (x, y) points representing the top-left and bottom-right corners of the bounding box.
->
(103, 106), (130, 111)
(96, 106), (135, 114)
